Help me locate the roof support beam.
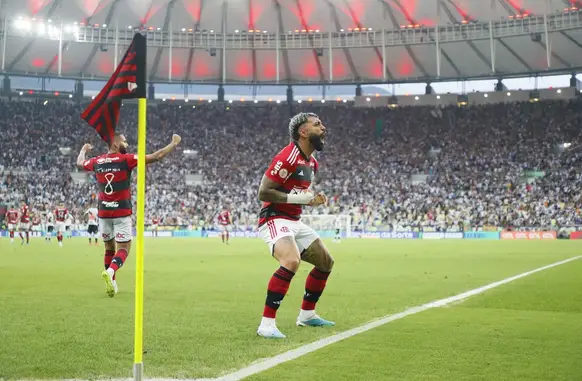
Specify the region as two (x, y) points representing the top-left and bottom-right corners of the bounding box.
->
(440, 1), (492, 72)
(249, 0), (258, 84)
(273, 0), (292, 83)
(497, 39), (532, 71)
(388, 0), (428, 77)
(78, 0), (122, 76)
(149, 0), (178, 81)
(537, 40), (571, 68)
(220, 0), (227, 83)
(184, 0), (205, 82)
(326, 0), (360, 81)
(497, 0), (573, 70)
(496, 0), (516, 15)
(561, 31), (582, 50)
(293, 0), (325, 82)
(7, 0), (63, 71)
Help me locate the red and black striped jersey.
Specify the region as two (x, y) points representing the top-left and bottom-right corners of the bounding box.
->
(54, 208), (68, 222)
(7, 209), (19, 224)
(217, 211), (231, 225)
(20, 205), (30, 223)
(258, 142), (318, 227)
(83, 153), (138, 218)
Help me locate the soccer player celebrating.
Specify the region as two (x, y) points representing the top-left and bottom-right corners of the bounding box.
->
(151, 216), (160, 238)
(76, 133), (181, 297)
(217, 206), (232, 244)
(6, 206), (19, 244)
(256, 112), (334, 339)
(85, 206), (99, 245)
(54, 204), (69, 247)
(19, 201), (31, 245)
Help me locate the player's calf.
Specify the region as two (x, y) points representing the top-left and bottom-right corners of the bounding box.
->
(258, 237), (301, 338)
(297, 239), (335, 327)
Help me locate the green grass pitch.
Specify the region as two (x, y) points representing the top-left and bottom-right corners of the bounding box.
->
(0, 237), (580, 380)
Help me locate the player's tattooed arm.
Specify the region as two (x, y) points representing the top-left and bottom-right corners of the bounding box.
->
(76, 144), (92, 170)
(146, 134), (182, 164)
(258, 176), (289, 203)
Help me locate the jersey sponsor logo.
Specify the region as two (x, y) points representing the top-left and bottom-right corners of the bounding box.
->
(97, 157), (121, 164)
(297, 159), (306, 165)
(271, 160), (283, 176)
(116, 232), (127, 240)
(101, 200), (120, 208)
(96, 167), (122, 173)
(102, 232), (112, 240)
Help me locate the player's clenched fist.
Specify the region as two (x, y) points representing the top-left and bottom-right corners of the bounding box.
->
(309, 192), (327, 207)
(82, 143), (93, 152)
(172, 134), (182, 145)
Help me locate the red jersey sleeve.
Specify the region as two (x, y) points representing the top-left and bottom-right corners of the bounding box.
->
(125, 154), (138, 171)
(83, 157), (96, 172)
(264, 154), (294, 185)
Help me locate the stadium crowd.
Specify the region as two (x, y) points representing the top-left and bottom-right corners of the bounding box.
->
(1, 97), (582, 232)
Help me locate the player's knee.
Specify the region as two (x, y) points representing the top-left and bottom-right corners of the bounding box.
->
(273, 237), (301, 272)
(280, 256), (300, 272)
(319, 252), (334, 272)
(326, 254), (335, 272)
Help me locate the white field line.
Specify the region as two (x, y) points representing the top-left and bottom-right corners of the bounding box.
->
(205, 255), (582, 381)
(30, 255), (582, 381)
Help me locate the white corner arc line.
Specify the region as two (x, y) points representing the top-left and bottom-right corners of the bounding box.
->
(208, 255), (582, 381)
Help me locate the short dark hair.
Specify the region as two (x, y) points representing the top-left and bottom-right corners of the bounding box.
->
(289, 112), (318, 141)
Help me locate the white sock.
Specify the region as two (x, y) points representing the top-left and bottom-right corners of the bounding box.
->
(106, 268), (115, 278)
(298, 309), (316, 321)
(260, 317), (276, 327)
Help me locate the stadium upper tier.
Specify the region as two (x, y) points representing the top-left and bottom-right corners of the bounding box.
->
(0, 0), (581, 84)
(1, 98), (582, 231)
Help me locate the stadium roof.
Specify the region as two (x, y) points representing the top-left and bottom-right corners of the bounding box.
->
(1, 0), (582, 85)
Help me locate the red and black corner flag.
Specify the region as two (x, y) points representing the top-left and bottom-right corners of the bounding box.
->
(81, 33), (146, 144)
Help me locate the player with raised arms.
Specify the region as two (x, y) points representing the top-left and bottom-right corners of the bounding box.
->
(76, 133), (181, 297)
(256, 112), (335, 339)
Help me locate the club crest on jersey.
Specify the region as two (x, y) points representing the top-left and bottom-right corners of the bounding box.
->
(279, 168), (288, 178)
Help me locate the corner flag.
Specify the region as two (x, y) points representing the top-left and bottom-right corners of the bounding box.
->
(80, 32), (149, 381)
(81, 33), (147, 143)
